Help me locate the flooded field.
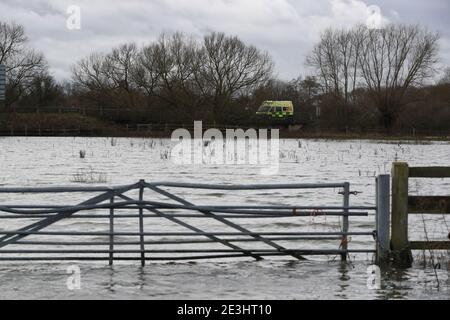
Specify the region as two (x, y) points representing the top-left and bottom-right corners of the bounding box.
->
(0, 137), (449, 299)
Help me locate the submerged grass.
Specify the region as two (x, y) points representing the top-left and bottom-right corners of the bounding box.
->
(71, 167), (108, 184)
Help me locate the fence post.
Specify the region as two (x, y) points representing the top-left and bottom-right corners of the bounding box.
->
(341, 182), (350, 261)
(391, 162), (413, 267)
(376, 174), (390, 265)
(138, 180), (145, 266)
(109, 195), (115, 266)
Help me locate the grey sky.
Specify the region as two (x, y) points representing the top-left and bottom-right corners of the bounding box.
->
(1, 0), (448, 82)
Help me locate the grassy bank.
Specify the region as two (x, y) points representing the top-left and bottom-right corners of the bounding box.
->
(1, 113), (450, 141)
(0, 113), (120, 136)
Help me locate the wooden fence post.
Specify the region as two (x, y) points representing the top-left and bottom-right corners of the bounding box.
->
(391, 162), (413, 267)
(341, 182), (350, 261)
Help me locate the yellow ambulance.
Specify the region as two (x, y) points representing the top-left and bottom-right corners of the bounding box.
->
(256, 101), (294, 120)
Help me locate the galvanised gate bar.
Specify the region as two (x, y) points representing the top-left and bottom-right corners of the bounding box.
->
(0, 179), (388, 265)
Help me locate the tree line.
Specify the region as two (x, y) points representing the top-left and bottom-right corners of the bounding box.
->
(1, 20), (449, 133)
(307, 24), (440, 130)
(71, 32), (273, 124)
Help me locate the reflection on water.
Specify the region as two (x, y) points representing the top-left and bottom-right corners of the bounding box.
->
(0, 261), (448, 299)
(336, 262), (351, 299)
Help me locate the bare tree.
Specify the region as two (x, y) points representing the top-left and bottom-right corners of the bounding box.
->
(106, 43), (137, 92)
(306, 26), (364, 126)
(307, 24), (439, 130)
(0, 21), (47, 108)
(307, 29), (338, 96)
(0, 22), (26, 63)
(132, 43), (160, 96)
(198, 32), (274, 120)
(132, 33), (203, 112)
(106, 43), (138, 107)
(72, 53), (107, 91)
(72, 43), (139, 108)
(72, 52), (113, 105)
(359, 24), (439, 129)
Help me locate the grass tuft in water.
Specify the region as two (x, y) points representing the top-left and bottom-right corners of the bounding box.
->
(71, 167), (108, 184)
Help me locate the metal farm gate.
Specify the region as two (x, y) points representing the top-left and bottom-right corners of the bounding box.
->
(0, 178), (390, 265)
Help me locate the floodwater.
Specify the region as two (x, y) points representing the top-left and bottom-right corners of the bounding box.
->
(0, 137), (449, 300)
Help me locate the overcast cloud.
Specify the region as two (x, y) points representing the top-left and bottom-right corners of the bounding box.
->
(1, 0), (448, 81)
